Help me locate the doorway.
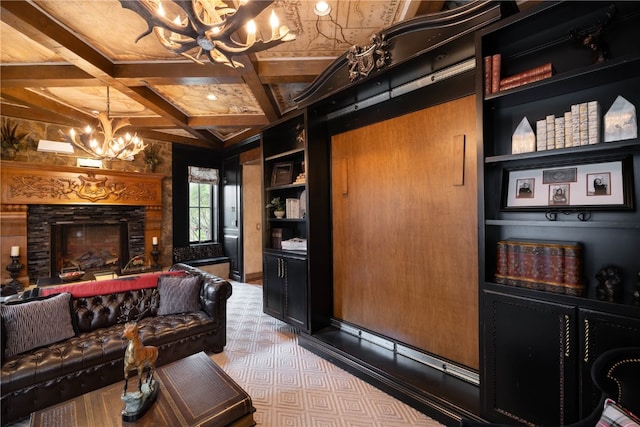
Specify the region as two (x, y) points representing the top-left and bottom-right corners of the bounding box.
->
(242, 160), (263, 284)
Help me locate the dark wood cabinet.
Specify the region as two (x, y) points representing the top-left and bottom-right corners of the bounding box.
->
(263, 252), (285, 318)
(482, 289), (578, 425)
(477, 2), (640, 424)
(483, 287), (640, 424)
(263, 252), (308, 330)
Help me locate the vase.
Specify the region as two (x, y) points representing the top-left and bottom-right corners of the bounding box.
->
(274, 210), (285, 218)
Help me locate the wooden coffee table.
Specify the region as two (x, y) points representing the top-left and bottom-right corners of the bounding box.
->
(30, 352), (255, 427)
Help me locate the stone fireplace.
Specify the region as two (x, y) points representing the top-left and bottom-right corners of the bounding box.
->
(28, 205), (146, 279)
(1, 161), (164, 286)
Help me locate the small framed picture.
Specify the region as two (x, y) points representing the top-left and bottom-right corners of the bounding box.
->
(515, 178), (535, 199)
(548, 184), (570, 206)
(502, 156), (634, 211)
(270, 162), (294, 187)
(586, 172), (611, 196)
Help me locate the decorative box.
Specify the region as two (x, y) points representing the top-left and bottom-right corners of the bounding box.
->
(495, 239), (585, 296)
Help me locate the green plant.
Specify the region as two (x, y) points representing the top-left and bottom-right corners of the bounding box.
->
(1, 119), (28, 154)
(266, 197), (285, 211)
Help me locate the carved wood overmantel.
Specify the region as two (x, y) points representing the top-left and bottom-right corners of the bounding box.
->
(1, 161), (163, 207)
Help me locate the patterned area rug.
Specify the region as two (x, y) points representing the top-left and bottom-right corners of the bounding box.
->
(212, 281), (443, 427)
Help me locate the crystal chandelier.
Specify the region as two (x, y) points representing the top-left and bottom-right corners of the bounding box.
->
(120, 0), (296, 68)
(62, 87), (146, 161)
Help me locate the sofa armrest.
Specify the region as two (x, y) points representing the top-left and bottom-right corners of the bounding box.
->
(199, 273), (232, 318)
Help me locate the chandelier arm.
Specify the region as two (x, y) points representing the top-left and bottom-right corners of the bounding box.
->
(181, 51), (207, 64)
(205, 49), (241, 67)
(59, 129), (100, 158)
(61, 113), (146, 161)
(215, 32), (292, 54)
(153, 28), (201, 53)
(120, 0), (199, 41)
(176, 0), (224, 34)
(213, 1), (274, 39)
(119, 0), (295, 68)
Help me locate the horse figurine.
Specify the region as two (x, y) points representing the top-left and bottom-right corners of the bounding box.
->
(122, 322), (158, 396)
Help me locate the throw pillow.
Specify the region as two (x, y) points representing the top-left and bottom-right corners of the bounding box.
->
(157, 274), (202, 315)
(1, 292), (76, 359)
(597, 398), (640, 427)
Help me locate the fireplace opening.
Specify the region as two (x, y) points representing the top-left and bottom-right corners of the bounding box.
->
(50, 222), (130, 275)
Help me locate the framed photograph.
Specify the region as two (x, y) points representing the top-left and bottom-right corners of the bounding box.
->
(502, 157), (634, 211)
(270, 162), (294, 187)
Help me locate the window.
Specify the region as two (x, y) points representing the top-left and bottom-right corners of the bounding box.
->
(188, 167), (219, 243)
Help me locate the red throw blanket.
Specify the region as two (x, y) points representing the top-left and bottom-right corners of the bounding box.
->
(40, 270), (186, 298)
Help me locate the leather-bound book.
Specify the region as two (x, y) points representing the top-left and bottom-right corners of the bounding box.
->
(495, 239), (585, 296)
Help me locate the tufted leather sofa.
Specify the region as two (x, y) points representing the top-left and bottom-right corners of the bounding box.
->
(0, 263), (232, 425)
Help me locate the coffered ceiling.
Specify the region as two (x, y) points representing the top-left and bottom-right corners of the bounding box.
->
(0, 0), (457, 150)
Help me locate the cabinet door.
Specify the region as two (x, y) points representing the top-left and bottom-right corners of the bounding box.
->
(283, 256), (308, 330)
(578, 309), (640, 417)
(263, 254), (284, 319)
(482, 291), (578, 425)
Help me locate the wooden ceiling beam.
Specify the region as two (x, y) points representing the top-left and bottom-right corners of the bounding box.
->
(0, 65), (98, 87)
(0, 2), (115, 80)
(113, 62), (242, 81)
(188, 115), (269, 128)
(0, 1), (222, 147)
(126, 85), (223, 148)
(1, 87), (92, 125)
(0, 103), (82, 128)
(223, 128), (261, 148)
(137, 129), (214, 148)
(237, 56), (280, 123)
(258, 59), (334, 84)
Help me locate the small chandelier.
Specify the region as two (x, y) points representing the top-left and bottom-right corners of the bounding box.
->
(62, 87), (146, 161)
(120, 0), (296, 68)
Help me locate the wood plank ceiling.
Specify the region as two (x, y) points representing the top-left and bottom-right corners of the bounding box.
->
(0, 0), (449, 150)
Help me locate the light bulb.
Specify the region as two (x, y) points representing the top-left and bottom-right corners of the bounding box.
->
(247, 20), (256, 35)
(246, 20), (256, 45)
(314, 1), (331, 16)
(270, 11), (279, 39)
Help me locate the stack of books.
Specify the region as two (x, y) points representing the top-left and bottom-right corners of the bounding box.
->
(286, 198), (301, 219)
(536, 100), (600, 150)
(271, 228), (283, 249)
(484, 54), (554, 95)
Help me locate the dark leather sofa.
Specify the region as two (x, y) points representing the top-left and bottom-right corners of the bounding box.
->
(0, 263), (232, 425)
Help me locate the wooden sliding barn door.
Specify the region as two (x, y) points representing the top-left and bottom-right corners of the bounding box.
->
(331, 95), (478, 369)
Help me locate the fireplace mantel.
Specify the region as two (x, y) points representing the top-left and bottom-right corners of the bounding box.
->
(1, 161), (165, 286)
(1, 161), (163, 207)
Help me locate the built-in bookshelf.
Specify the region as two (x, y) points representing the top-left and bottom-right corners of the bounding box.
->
(261, 111), (309, 331)
(476, 2), (640, 425)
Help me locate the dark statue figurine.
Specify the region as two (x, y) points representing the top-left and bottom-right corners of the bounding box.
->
(634, 272), (640, 304)
(595, 266), (622, 301)
(570, 4), (615, 64)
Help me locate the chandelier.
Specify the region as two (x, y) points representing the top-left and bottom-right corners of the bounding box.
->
(62, 87), (146, 161)
(119, 0), (296, 68)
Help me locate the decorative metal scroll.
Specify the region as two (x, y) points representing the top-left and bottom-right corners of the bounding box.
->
(347, 33), (390, 82)
(8, 171), (157, 202)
